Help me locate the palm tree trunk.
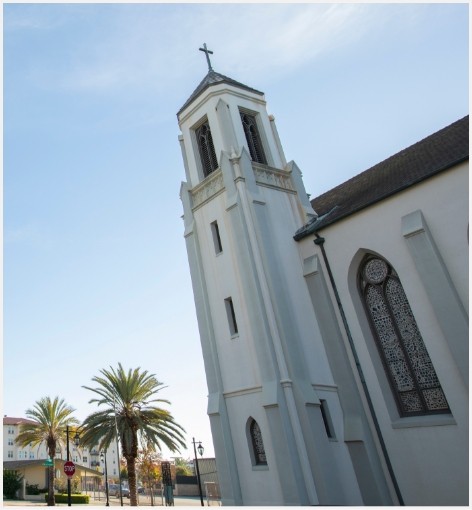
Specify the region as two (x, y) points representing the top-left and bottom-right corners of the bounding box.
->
(127, 457), (138, 506)
(47, 465), (55, 506)
(47, 444), (56, 506)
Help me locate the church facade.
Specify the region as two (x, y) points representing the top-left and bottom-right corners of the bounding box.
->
(177, 61), (468, 506)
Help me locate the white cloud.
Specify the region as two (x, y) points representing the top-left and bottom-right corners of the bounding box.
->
(10, 2), (442, 111)
(180, 4), (373, 75)
(23, 4), (382, 95)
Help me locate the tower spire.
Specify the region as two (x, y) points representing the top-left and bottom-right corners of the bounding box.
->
(199, 43), (214, 72)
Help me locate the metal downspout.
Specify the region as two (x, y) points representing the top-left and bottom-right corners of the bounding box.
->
(313, 233), (405, 506)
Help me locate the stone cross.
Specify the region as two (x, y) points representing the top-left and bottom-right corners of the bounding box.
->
(199, 43), (214, 71)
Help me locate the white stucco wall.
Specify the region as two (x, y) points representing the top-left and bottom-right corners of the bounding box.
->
(225, 391), (284, 506)
(298, 162), (469, 505)
(193, 193), (262, 392)
(178, 75), (416, 505)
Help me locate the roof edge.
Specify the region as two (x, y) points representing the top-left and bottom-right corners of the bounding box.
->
(177, 70), (264, 117)
(294, 115), (469, 241)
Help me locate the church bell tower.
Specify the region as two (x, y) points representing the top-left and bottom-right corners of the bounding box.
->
(178, 46), (394, 506)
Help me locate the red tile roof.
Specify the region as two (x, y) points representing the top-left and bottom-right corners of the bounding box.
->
(3, 416), (36, 426)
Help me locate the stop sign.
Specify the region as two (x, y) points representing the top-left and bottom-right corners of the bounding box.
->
(64, 461), (76, 478)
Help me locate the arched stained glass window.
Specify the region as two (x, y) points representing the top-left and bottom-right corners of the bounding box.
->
(359, 255), (450, 416)
(240, 111), (267, 165)
(195, 120), (218, 178)
(249, 419), (267, 465)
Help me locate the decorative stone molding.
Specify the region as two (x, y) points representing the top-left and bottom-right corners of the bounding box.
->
(252, 163), (295, 192)
(191, 163), (295, 210)
(223, 386), (263, 399)
(191, 169), (225, 209)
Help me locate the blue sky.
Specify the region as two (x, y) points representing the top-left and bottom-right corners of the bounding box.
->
(3, 3), (468, 460)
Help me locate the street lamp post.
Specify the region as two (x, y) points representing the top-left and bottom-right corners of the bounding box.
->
(90, 450), (100, 501)
(100, 451), (110, 506)
(66, 426), (80, 507)
(112, 398), (124, 507)
(192, 438), (204, 506)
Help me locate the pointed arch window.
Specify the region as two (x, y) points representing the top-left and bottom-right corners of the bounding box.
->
(359, 255), (450, 417)
(249, 419), (267, 465)
(240, 110), (267, 165)
(195, 119), (218, 178)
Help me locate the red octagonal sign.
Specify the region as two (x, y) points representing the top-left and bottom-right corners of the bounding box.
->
(64, 461), (76, 478)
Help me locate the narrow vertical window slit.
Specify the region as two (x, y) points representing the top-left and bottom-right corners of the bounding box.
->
(211, 221), (223, 254)
(320, 400), (335, 439)
(224, 297), (238, 336)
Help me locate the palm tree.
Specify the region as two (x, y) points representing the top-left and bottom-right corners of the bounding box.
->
(15, 396), (79, 506)
(81, 363), (186, 506)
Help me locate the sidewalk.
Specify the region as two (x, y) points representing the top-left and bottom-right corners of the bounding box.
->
(3, 494), (208, 507)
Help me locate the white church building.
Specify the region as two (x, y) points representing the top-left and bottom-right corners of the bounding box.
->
(177, 51), (468, 506)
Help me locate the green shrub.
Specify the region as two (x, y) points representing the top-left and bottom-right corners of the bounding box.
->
(71, 474), (81, 494)
(3, 470), (23, 499)
(26, 483), (40, 495)
(45, 493), (90, 504)
(54, 477), (67, 494)
(53, 474), (81, 494)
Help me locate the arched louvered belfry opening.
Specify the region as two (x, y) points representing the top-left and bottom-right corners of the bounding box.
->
(240, 111), (267, 165)
(195, 119), (218, 177)
(358, 254), (450, 417)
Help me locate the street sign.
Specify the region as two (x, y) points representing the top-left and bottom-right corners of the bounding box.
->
(63, 461), (76, 478)
(43, 458), (54, 467)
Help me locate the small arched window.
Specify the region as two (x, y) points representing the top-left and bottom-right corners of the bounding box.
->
(358, 255), (450, 417)
(249, 419), (267, 465)
(195, 120), (218, 178)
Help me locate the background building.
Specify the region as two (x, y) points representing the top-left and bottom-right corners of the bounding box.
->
(3, 415), (120, 491)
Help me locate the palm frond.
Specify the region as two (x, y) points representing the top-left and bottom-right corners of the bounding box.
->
(16, 396), (78, 454)
(82, 364), (186, 456)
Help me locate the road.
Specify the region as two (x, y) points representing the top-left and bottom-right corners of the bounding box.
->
(4, 494), (213, 506)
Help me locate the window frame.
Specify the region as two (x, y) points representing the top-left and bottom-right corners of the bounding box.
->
(358, 254), (450, 417)
(210, 221), (223, 254)
(193, 116), (219, 180)
(238, 107), (269, 165)
(247, 418), (268, 467)
(224, 297), (239, 337)
(319, 399), (336, 439)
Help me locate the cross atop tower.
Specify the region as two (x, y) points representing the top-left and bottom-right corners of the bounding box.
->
(199, 43), (214, 72)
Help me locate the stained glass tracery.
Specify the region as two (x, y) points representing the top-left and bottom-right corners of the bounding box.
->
(360, 256), (449, 416)
(250, 419), (267, 465)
